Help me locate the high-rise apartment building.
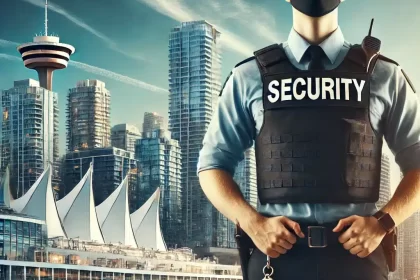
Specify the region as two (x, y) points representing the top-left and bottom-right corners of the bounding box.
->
(168, 20), (221, 247)
(216, 148), (258, 248)
(403, 211), (420, 279)
(234, 148), (258, 209)
(111, 124), (142, 154)
(135, 129), (182, 247)
(66, 80), (111, 152)
(142, 112), (165, 136)
(389, 225), (405, 280)
(377, 154), (391, 209)
(61, 147), (139, 209)
(0, 79), (59, 197)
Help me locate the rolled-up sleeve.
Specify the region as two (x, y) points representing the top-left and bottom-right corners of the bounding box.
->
(197, 67), (256, 176)
(382, 64), (420, 173)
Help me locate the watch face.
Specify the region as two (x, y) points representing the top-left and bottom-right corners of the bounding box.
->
(380, 213), (395, 232)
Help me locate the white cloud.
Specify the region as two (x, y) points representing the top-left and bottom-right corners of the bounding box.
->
(0, 53), (168, 94)
(0, 39), (19, 48)
(138, 0), (284, 56)
(22, 0), (145, 61)
(0, 53), (21, 61)
(230, 0), (283, 43)
(138, 0), (256, 57)
(69, 61), (168, 94)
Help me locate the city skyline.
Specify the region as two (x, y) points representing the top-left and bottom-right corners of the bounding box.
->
(0, 0), (419, 159)
(0, 1), (418, 277)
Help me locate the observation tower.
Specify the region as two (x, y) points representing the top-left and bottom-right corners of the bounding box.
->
(17, 0), (75, 90)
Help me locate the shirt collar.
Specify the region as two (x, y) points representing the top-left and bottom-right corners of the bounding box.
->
(287, 26), (345, 64)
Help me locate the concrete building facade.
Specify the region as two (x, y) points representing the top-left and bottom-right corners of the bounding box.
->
(377, 154), (391, 209)
(142, 112), (165, 136)
(111, 123), (142, 154)
(66, 80), (111, 152)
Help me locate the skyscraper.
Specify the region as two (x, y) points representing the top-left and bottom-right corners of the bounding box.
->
(402, 211), (420, 279)
(389, 225), (405, 280)
(142, 112), (165, 136)
(111, 123), (142, 154)
(234, 148), (258, 209)
(168, 20), (221, 247)
(66, 80), (111, 152)
(377, 154), (391, 209)
(0, 79), (59, 197)
(135, 129), (182, 247)
(61, 147), (138, 208)
(219, 148), (257, 248)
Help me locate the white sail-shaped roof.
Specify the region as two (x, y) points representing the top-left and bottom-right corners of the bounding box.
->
(10, 166), (66, 238)
(95, 176), (137, 247)
(56, 164), (104, 243)
(0, 167), (11, 207)
(131, 188), (167, 251)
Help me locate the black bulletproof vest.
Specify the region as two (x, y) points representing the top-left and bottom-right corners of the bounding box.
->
(254, 44), (383, 204)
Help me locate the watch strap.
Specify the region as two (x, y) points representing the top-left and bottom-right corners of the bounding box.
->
(373, 210), (395, 233)
(373, 210), (386, 219)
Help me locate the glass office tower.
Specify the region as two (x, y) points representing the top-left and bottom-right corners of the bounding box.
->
(0, 212), (47, 261)
(168, 21), (221, 247)
(62, 147), (139, 208)
(135, 129), (182, 248)
(215, 148), (258, 248)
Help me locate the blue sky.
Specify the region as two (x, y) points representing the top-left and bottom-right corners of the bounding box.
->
(0, 0), (419, 188)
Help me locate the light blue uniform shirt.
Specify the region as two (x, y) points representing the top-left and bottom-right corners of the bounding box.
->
(197, 27), (420, 223)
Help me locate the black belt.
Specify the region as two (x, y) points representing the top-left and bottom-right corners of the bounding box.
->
(238, 222), (343, 249)
(294, 223), (342, 248)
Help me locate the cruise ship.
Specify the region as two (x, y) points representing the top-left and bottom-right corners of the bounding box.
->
(0, 165), (242, 280)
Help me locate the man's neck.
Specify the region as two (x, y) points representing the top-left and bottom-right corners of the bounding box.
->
(292, 8), (339, 45)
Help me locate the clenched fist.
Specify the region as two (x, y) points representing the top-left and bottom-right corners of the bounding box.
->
(333, 215), (387, 258)
(246, 215), (305, 258)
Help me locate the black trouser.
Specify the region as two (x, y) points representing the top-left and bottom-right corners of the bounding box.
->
(248, 242), (389, 280)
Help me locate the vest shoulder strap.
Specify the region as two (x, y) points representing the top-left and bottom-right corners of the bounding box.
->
(219, 72), (232, 96)
(377, 55), (416, 93)
(344, 44), (367, 70)
(377, 54), (399, 66)
(253, 44), (288, 74)
(234, 56), (255, 68)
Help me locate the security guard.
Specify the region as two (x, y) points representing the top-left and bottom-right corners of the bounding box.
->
(197, 0), (420, 279)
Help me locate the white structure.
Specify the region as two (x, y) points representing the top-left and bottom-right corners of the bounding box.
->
(131, 188), (167, 251)
(56, 164), (104, 243)
(10, 165), (66, 238)
(0, 167), (11, 207)
(96, 176), (137, 247)
(4, 163), (167, 250)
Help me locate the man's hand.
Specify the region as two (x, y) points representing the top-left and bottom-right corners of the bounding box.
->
(246, 215), (305, 258)
(332, 215), (387, 258)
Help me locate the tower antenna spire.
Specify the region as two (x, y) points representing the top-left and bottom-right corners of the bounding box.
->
(44, 0), (48, 36)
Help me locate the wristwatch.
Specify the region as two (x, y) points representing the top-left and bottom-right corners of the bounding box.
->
(373, 210), (395, 234)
